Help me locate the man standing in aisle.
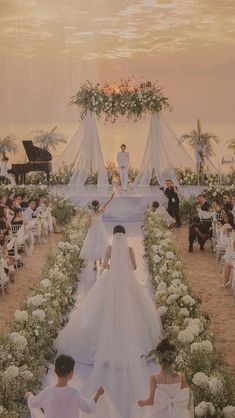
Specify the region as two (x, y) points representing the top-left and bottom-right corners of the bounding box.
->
(117, 144), (129, 190)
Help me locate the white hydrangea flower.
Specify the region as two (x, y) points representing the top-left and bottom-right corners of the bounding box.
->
(166, 294), (180, 305)
(21, 370), (34, 380)
(158, 306), (168, 316)
(193, 372), (209, 387)
(14, 309), (28, 322)
(151, 245), (160, 252)
(209, 377), (223, 393)
(171, 277), (182, 286)
(159, 265), (167, 274)
(222, 406), (235, 418)
(179, 308), (190, 317)
(10, 332), (28, 350)
(190, 340), (213, 354)
(176, 261), (182, 267)
(195, 401), (215, 417)
(166, 251), (175, 259)
(187, 324), (201, 337)
(3, 365), (20, 379)
(187, 318), (204, 331)
(182, 295), (196, 306)
(27, 295), (45, 307)
(40, 278), (52, 288)
(157, 282), (167, 291)
(32, 309), (46, 321)
(172, 270), (182, 284)
(153, 254), (161, 263)
(178, 329), (195, 343)
(170, 325), (180, 335)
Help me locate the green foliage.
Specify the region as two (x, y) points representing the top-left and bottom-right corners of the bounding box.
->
(51, 197), (76, 224)
(179, 195), (198, 222)
(71, 79), (171, 123)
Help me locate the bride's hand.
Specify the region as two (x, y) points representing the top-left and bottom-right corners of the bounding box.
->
(137, 400), (146, 407)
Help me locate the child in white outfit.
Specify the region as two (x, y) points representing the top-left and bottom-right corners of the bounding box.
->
(25, 355), (104, 418)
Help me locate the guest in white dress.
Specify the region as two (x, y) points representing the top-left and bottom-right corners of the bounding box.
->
(80, 192), (115, 270)
(25, 354), (104, 418)
(134, 338), (191, 418)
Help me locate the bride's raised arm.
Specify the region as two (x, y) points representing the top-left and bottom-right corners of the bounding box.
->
(129, 247), (137, 270)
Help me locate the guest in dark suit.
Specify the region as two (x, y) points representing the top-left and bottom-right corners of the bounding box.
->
(188, 216), (209, 252)
(222, 192), (233, 212)
(198, 194), (210, 211)
(163, 179), (181, 227)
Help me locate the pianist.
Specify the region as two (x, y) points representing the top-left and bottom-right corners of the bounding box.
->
(23, 200), (37, 224)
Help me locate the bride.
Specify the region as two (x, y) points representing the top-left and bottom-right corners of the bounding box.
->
(56, 225), (162, 418)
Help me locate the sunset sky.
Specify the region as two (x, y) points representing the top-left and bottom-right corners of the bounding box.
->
(0, 0), (235, 150)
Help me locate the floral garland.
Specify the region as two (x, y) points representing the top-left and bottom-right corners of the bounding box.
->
(0, 208), (88, 417)
(71, 79), (171, 123)
(143, 209), (235, 418)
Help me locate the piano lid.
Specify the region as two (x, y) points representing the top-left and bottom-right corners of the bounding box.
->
(22, 140), (52, 162)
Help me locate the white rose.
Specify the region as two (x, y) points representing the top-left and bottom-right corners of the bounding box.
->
(21, 370), (34, 380)
(10, 332), (28, 350)
(182, 295), (196, 306)
(158, 306), (168, 316)
(32, 309), (46, 321)
(40, 279), (52, 288)
(27, 295), (45, 307)
(193, 372), (209, 387)
(153, 254), (161, 264)
(14, 309), (28, 322)
(209, 377), (223, 393)
(3, 365), (20, 379)
(166, 251), (174, 259)
(179, 308), (190, 317)
(223, 406), (235, 418)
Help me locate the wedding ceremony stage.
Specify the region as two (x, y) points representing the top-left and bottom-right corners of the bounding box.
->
(54, 184), (203, 222)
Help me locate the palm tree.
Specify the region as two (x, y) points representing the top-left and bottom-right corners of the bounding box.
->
(226, 139), (235, 154)
(31, 126), (66, 151)
(180, 119), (219, 182)
(0, 135), (18, 158)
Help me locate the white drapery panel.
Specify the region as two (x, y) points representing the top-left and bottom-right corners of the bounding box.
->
(53, 112), (108, 186)
(134, 114), (195, 186)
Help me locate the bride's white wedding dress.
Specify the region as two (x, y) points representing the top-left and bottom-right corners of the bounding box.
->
(56, 233), (162, 418)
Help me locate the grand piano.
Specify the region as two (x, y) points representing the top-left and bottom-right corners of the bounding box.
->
(9, 140), (52, 185)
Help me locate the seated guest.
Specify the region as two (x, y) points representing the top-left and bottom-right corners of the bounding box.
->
(0, 206), (8, 231)
(198, 194), (210, 211)
(6, 199), (17, 223)
(232, 195), (235, 218)
(14, 194), (23, 209)
(23, 200), (37, 224)
(210, 199), (221, 216)
(0, 195), (8, 207)
(221, 211), (235, 229)
(11, 208), (24, 226)
(151, 201), (175, 227)
(20, 193), (28, 209)
(222, 192), (233, 212)
(35, 194), (47, 215)
(189, 216), (209, 252)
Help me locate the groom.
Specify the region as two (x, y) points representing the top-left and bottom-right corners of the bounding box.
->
(117, 144), (129, 190)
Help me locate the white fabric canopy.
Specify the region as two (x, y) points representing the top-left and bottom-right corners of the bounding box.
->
(54, 112), (108, 186)
(134, 114), (195, 187)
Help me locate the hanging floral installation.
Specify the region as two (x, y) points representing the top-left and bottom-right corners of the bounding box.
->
(71, 79), (172, 123)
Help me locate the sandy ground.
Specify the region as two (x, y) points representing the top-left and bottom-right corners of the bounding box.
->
(174, 225), (235, 379)
(0, 233), (61, 331)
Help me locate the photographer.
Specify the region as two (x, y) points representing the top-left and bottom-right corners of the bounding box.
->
(189, 216), (209, 252)
(161, 179), (181, 227)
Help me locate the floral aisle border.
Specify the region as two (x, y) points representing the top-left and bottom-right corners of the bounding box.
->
(71, 80), (171, 123)
(0, 208), (88, 417)
(143, 210), (235, 418)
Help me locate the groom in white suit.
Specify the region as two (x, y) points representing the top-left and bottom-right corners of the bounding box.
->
(117, 144), (129, 190)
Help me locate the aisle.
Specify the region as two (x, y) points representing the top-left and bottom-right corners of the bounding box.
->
(40, 221), (158, 418)
(175, 225), (235, 379)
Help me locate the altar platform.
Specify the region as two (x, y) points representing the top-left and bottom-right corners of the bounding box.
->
(52, 184), (202, 222)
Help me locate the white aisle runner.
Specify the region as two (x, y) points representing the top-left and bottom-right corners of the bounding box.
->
(30, 222), (159, 418)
